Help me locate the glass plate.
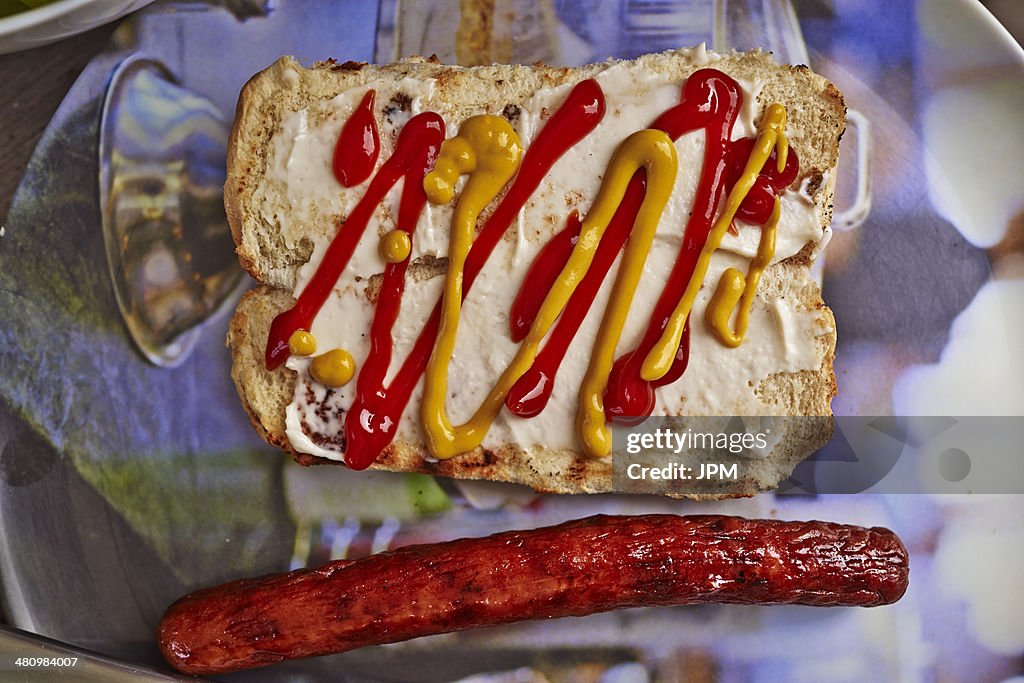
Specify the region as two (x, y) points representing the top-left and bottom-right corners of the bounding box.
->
(1, 1), (1022, 681)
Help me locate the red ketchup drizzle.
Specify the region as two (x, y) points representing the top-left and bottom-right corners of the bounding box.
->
(264, 111), (445, 370)
(505, 69), (746, 420)
(508, 212), (581, 342)
(332, 90), (380, 187)
(726, 135), (799, 222)
(341, 79), (607, 470)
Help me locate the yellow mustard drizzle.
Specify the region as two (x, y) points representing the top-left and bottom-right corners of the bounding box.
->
(706, 197), (779, 347)
(575, 132), (678, 458)
(640, 103), (789, 381)
(379, 229), (412, 263)
(311, 348), (356, 387)
(421, 115), (524, 459)
(421, 124), (678, 460)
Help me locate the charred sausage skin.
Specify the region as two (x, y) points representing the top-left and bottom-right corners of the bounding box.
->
(159, 514), (909, 675)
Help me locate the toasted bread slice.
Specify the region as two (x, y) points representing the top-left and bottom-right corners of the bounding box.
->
(225, 47), (843, 495)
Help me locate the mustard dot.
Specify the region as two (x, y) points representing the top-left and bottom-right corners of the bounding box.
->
(423, 172), (454, 204)
(379, 230), (412, 264)
(310, 349), (356, 388)
(288, 330), (317, 356)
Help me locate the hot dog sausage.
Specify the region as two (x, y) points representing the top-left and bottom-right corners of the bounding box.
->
(158, 514), (909, 675)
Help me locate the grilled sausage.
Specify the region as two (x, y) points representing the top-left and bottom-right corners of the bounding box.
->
(158, 514), (909, 675)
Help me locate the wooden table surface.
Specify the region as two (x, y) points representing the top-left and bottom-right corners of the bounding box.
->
(0, 23), (116, 222)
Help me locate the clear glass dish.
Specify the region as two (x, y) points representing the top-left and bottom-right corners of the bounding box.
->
(1, 1), (1021, 681)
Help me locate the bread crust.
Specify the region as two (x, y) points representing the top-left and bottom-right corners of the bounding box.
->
(225, 48), (844, 496)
